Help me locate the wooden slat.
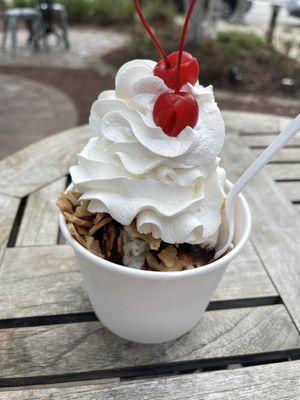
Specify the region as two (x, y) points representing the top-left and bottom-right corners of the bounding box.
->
(252, 147), (300, 163)
(16, 177), (66, 246)
(1, 360), (299, 399)
(0, 305), (299, 379)
(266, 164), (300, 181)
(0, 125), (91, 198)
(276, 182), (300, 203)
(222, 133), (300, 331)
(242, 135), (300, 148)
(222, 111), (284, 134)
(0, 194), (20, 265)
(0, 246), (90, 319)
(294, 204), (300, 214)
(278, 116), (293, 131)
(0, 242), (276, 320)
(213, 241), (277, 300)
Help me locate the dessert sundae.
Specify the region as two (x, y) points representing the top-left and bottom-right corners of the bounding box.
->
(57, 0), (226, 272)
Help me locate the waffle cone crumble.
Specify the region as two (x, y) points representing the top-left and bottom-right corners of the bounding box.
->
(57, 190), (217, 272)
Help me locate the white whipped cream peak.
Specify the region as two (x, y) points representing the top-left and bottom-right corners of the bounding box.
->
(71, 59), (226, 247)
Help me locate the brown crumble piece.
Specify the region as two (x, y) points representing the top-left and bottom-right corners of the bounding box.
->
(57, 191), (103, 258)
(62, 191), (81, 207)
(184, 265), (195, 270)
(153, 246), (200, 272)
(57, 196), (73, 213)
(145, 252), (166, 272)
(57, 190), (218, 272)
(94, 212), (106, 224)
(85, 235), (103, 257)
(89, 215), (112, 236)
(75, 201), (93, 218)
(117, 228), (126, 260)
(158, 245), (177, 269)
(76, 226), (89, 235)
(64, 212), (93, 228)
(102, 223), (117, 259)
(67, 222), (87, 248)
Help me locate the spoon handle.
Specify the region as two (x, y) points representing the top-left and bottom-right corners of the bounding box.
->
(228, 114), (300, 202)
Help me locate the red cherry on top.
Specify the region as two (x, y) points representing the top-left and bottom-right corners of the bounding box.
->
(133, 0), (199, 137)
(154, 51), (199, 90)
(153, 92), (199, 137)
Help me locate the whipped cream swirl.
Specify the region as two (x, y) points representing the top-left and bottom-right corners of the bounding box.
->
(70, 59), (226, 248)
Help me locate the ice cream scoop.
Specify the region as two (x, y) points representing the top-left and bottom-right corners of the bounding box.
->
(215, 113), (300, 260)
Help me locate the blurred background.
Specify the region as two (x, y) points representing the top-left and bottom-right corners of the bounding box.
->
(0, 0), (299, 159)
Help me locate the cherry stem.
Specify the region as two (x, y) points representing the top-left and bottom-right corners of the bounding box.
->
(133, 0), (171, 69)
(176, 0), (197, 93)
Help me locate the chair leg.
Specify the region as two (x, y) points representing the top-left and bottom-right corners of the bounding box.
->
(60, 12), (70, 50)
(10, 17), (18, 55)
(31, 18), (39, 52)
(38, 13), (49, 52)
(1, 17), (8, 51)
(42, 28), (50, 52)
(26, 20), (34, 44)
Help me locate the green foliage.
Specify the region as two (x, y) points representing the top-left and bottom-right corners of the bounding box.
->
(218, 31), (264, 57)
(59, 0), (92, 23)
(10, 0), (174, 26)
(10, 0), (135, 24)
(130, 24), (180, 62)
(129, 0), (178, 61)
(92, 0), (134, 25)
(142, 0), (176, 26)
(60, 0), (134, 24)
(12, 0), (35, 7)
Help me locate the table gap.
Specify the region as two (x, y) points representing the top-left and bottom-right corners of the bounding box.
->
(207, 296), (281, 311)
(6, 196), (28, 248)
(250, 145), (300, 150)
(56, 227), (65, 245)
(239, 132), (280, 136)
(275, 179), (300, 183)
(268, 160), (300, 164)
(65, 174), (71, 189)
(0, 349), (299, 389)
(0, 297), (282, 330)
(0, 312), (97, 330)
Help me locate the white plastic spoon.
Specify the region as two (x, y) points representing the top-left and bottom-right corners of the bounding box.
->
(214, 113), (300, 260)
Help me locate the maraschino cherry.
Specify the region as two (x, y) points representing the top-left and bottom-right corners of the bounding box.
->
(153, 92), (198, 137)
(133, 0), (199, 137)
(154, 51), (199, 91)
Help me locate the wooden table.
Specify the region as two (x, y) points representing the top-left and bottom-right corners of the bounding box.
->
(0, 111), (299, 399)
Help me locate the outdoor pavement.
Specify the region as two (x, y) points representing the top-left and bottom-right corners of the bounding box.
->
(221, 0), (300, 61)
(246, 0), (299, 28)
(0, 26), (129, 159)
(0, 26), (129, 72)
(0, 73), (77, 159)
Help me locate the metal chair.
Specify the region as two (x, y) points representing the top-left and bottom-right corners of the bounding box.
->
(37, 0), (70, 50)
(1, 2), (46, 53)
(1, 1), (69, 53)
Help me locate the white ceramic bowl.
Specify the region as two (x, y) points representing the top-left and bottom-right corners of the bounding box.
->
(59, 182), (251, 344)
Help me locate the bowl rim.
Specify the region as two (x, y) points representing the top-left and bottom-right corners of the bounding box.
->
(58, 180), (252, 281)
